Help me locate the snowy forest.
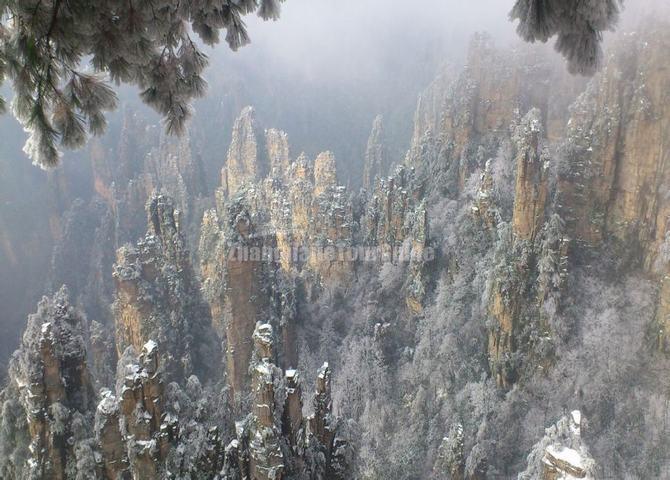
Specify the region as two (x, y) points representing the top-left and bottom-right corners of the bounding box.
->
(0, 0), (670, 479)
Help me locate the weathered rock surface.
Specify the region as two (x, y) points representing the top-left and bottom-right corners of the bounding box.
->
(519, 411), (595, 480)
(0, 292), (227, 480)
(224, 323), (351, 480)
(201, 108), (431, 399)
(511, 109), (550, 242)
(472, 158), (498, 229)
(95, 341), (170, 479)
(45, 109), (210, 385)
(113, 194), (218, 382)
(363, 166), (421, 246)
(487, 110), (554, 388)
(363, 115), (387, 190)
(558, 26), (670, 258)
(200, 192), (280, 398)
(94, 340), (228, 480)
(405, 66), (453, 168)
(0, 287), (96, 480)
(361, 165), (431, 313)
(95, 389), (130, 479)
(406, 34), (538, 191)
(266, 128), (291, 179)
(222, 106), (266, 198)
(556, 23), (670, 351)
(143, 128), (207, 224)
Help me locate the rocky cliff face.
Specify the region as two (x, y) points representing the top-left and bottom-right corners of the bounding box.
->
(370, 20), (668, 478)
(470, 25), (670, 390)
(405, 66), (453, 168)
(362, 165), (430, 314)
(113, 194), (218, 382)
(3, 14), (670, 480)
(266, 128), (291, 179)
(510, 110), (550, 243)
(0, 287), (352, 479)
(556, 23), (670, 351)
(48, 105), (209, 302)
(406, 33), (525, 187)
(486, 109), (556, 388)
(200, 107), (431, 400)
(221, 106), (267, 198)
(39, 109), (212, 394)
(558, 25), (670, 258)
(519, 411), (595, 480)
(0, 287), (96, 479)
(406, 33), (580, 198)
(143, 128), (207, 224)
(223, 323), (351, 480)
(363, 115), (387, 191)
(96, 341), (169, 479)
(206, 194), (279, 398)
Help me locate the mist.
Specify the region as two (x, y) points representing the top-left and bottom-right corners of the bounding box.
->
(0, 0), (657, 372)
(185, 0), (518, 185)
(0, 0), (664, 381)
(226, 0), (517, 82)
(0, 0), (521, 373)
(1, 1), (670, 478)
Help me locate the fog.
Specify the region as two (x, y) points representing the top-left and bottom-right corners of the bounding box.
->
(1, 1), (670, 477)
(191, 0), (664, 182)
(0, 0), (519, 375)
(0, 0), (666, 371)
(180, 0), (520, 188)
(224, 0), (517, 83)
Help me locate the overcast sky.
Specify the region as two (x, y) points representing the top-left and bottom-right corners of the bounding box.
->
(219, 0), (668, 83)
(207, 0), (518, 83)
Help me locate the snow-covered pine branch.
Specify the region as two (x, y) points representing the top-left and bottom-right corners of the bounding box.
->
(0, 0), (285, 168)
(510, 0), (623, 75)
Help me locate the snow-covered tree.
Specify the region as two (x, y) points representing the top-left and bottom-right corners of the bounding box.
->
(510, 0), (623, 75)
(518, 410), (596, 480)
(536, 213), (566, 302)
(0, 0), (284, 167)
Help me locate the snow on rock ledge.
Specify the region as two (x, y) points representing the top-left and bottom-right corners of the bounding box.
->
(519, 410), (596, 480)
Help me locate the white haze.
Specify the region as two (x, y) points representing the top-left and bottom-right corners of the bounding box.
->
(209, 0), (517, 84)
